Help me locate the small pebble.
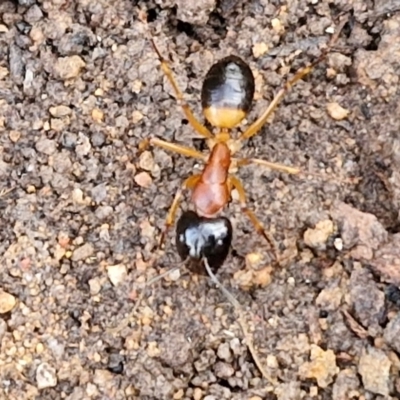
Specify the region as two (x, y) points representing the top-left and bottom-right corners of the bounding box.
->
(230, 338), (242, 355)
(76, 133), (92, 156)
(245, 252), (263, 269)
(134, 171), (152, 188)
(310, 386), (319, 397)
(131, 80), (143, 93)
(9, 130), (21, 143)
(0, 66), (9, 80)
(36, 343), (44, 354)
(271, 18), (284, 33)
(384, 314), (400, 353)
(53, 55), (86, 80)
(334, 238), (343, 251)
(215, 307), (224, 318)
(316, 287), (343, 311)
(147, 341), (160, 357)
(141, 316), (152, 326)
(36, 362), (57, 389)
(0, 291), (17, 314)
(193, 388), (203, 400)
(233, 269), (254, 290)
(49, 105), (71, 118)
(86, 383), (98, 397)
(30, 26), (44, 44)
(169, 268), (181, 281)
(72, 243), (94, 262)
(72, 188), (84, 204)
(36, 138), (57, 155)
(217, 343), (232, 362)
(287, 277), (295, 286)
(0, 319), (6, 340)
(91, 131), (106, 147)
(88, 278), (102, 295)
(176, 0), (216, 25)
(299, 345), (339, 388)
(107, 264), (127, 286)
(32, 120), (43, 130)
(24, 4), (43, 23)
(132, 110), (144, 124)
(266, 354), (279, 369)
(173, 389), (184, 400)
(327, 102), (350, 120)
(214, 361), (234, 378)
(358, 346), (391, 396)
(163, 305), (173, 316)
(252, 42), (269, 58)
(303, 220), (334, 250)
(140, 219), (155, 238)
(93, 369), (114, 387)
(254, 267), (272, 287)
(92, 108), (104, 123)
(139, 151), (155, 172)
(50, 118), (65, 132)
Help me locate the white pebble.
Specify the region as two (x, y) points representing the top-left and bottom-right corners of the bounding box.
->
(334, 238), (343, 251)
(107, 264), (127, 286)
(169, 268), (181, 281)
(36, 362), (57, 389)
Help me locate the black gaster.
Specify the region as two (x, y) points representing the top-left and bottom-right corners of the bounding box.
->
(175, 211), (233, 274)
(201, 55), (255, 113)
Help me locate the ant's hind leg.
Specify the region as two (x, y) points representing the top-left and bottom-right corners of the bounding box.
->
(229, 176), (279, 264)
(236, 157), (301, 175)
(159, 174), (201, 249)
(150, 39), (213, 140)
(237, 16), (348, 143)
(236, 157), (355, 185)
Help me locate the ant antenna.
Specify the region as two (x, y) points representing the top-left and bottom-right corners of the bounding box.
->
(107, 258), (188, 335)
(203, 257), (278, 385)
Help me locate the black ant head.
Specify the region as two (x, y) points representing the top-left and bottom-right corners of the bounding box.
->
(175, 210), (233, 274)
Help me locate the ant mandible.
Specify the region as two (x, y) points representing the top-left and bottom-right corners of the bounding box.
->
(141, 17), (347, 264)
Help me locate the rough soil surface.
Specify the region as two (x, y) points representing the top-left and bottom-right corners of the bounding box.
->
(1, 0), (400, 399)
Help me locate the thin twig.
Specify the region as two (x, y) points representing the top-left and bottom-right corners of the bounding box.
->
(203, 258), (278, 385)
(0, 187), (15, 198)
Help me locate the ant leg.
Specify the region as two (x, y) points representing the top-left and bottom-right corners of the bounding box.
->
(238, 17), (348, 142)
(236, 157), (301, 175)
(159, 174), (201, 249)
(140, 137), (207, 162)
(229, 176), (279, 263)
(236, 157), (356, 185)
(150, 39), (213, 139)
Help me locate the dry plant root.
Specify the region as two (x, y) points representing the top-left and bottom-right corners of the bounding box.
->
(203, 258), (278, 386)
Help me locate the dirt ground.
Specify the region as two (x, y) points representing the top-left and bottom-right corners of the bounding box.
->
(1, 0), (400, 399)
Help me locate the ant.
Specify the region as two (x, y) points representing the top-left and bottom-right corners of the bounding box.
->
(141, 17), (348, 265)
